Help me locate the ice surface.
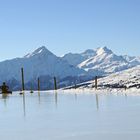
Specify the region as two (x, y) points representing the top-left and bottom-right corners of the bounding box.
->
(1, 91), (140, 140)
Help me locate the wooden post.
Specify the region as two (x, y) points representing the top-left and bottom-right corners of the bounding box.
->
(54, 77), (57, 90)
(38, 78), (40, 91)
(30, 83), (33, 93)
(21, 67), (25, 91)
(95, 76), (98, 89)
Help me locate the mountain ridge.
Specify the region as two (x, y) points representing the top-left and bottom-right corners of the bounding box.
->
(62, 46), (140, 75)
(0, 46), (140, 90)
(0, 46), (87, 90)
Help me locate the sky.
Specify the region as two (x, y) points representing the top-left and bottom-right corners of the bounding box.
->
(0, 0), (140, 60)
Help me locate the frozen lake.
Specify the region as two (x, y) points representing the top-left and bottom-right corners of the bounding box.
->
(0, 91), (140, 140)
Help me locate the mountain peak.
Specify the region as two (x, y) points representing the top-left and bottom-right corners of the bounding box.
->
(35, 46), (47, 52)
(24, 46), (53, 58)
(96, 46), (113, 55)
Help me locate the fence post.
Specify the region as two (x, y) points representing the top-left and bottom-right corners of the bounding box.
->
(54, 77), (57, 90)
(21, 67), (25, 91)
(38, 78), (40, 91)
(30, 83), (33, 93)
(95, 76), (98, 89)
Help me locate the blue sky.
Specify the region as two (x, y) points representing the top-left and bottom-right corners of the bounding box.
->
(0, 0), (140, 60)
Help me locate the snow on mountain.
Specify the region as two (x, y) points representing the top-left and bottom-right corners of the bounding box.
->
(96, 46), (112, 55)
(1, 46), (140, 90)
(0, 46), (86, 84)
(97, 65), (140, 88)
(78, 46), (130, 75)
(65, 65), (140, 90)
(24, 46), (53, 58)
(62, 49), (96, 66)
(62, 46), (140, 76)
(122, 55), (140, 66)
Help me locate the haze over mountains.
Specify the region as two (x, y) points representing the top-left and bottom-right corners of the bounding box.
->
(0, 46), (140, 90)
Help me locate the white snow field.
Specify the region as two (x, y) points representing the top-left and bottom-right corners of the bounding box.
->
(1, 91), (140, 140)
(63, 65), (140, 93)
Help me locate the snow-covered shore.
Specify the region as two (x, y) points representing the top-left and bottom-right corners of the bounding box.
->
(62, 65), (140, 95)
(61, 88), (140, 95)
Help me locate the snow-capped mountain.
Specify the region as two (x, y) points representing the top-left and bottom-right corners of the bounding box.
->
(1, 46), (140, 90)
(62, 49), (96, 66)
(62, 46), (140, 76)
(0, 46), (86, 90)
(71, 65), (140, 90)
(98, 65), (140, 88)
